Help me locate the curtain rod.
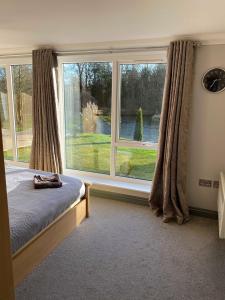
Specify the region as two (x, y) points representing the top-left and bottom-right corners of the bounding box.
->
(56, 46), (168, 56)
(0, 45), (168, 59)
(0, 42), (203, 59)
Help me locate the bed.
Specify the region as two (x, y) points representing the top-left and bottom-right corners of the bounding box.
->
(5, 165), (91, 287)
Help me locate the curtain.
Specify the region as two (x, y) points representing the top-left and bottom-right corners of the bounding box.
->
(149, 40), (195, 224)
(30, 49), (62, 173)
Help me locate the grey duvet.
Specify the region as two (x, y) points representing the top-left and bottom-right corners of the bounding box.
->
(6, 166), (85, 254)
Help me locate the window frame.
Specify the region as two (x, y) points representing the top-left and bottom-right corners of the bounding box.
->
(116, 60), (166, 148)
(58, 50), (167, 184)
(0, 51), (167, 183)
(0, 57), (32, 165)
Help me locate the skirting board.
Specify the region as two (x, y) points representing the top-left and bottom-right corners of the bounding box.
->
(91, 189), (148, 206)
(91, 189), (218, 220)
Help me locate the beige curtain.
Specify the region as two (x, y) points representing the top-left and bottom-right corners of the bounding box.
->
(149, 40), (195, 224)
(30, 49), (62, 173)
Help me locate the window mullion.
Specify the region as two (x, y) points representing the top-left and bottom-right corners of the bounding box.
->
(57, 62), (66, 172)
(110, 60), (118, 177)
(6, 65), (17, 161)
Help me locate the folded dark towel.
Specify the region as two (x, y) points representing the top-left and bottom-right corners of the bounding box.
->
(34, 174), (62, 189)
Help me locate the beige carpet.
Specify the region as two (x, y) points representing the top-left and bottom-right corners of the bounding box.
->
(16, 197), (225, 300)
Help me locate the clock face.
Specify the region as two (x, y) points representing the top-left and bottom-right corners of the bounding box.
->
(202, 68), (225, 93)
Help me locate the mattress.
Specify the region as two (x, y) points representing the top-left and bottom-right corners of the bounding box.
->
(6, 166), (85, 254)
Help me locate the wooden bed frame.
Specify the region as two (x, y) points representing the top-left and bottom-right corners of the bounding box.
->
(12, 182), (91, 287)
(0, 121), (91, 299)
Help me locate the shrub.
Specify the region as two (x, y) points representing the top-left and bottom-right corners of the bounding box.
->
(134, 107), (143, 141)
(82, 101), (98, 133)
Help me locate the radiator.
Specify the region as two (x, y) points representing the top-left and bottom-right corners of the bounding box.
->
(218, 172), (225, 238)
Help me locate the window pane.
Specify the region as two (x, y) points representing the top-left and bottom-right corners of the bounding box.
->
(64, 62), (112, 174)
(116, 147), (157, 181)
(12, 65), (32, 162)
(119, 63), (166, 143)
(0, 67), (13, 160)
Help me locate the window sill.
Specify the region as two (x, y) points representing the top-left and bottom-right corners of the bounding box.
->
(64, 170), (151, 199)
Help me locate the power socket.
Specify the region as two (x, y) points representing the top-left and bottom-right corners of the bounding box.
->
(199, 179), (212, 187)
(213, 181), (219, 188)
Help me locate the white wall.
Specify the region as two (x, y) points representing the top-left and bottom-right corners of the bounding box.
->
(187, 44), (225, 211)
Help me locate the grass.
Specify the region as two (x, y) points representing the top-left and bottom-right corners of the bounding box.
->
(66, 133), (157, 180)
(4, 133), (157, 181)
(66, 133), (111, 175)
(116, 146), (157, 180)
(4, 149), (13, 160)
(17, 146), (31, 162)
(4, 147), (31, 162)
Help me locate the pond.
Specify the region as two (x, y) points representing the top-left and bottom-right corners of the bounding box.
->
(96, 115), (160, 143)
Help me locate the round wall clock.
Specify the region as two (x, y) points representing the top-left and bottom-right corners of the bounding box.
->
(202, 67), (225, 93)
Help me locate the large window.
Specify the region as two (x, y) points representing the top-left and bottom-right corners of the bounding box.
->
(0, 52), (166, 183)
(0, 67), (13, 160)
(63, 62), (112, 174)
(116, 63), (166, 180)
(0, 61), (32, 163)
(12, 65), (32, 162)
(119, 63), (165, 143)
(61, 55), (166, 182)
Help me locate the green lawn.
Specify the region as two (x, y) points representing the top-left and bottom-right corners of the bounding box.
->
(4, 133), (157, 181)
(4, 149), (13, 161)
(66, 133), (157, 180)
(116, 146), (157, 180)
(4, 146), (31, 162)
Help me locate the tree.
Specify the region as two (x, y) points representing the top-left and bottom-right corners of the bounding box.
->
(120, 64), (166, 117)
(12, 65), (32, 129)
(0, 69), (7, 124)
(0, 68), (7, 94)
(134, 107), (143, 141)
(82, 101), (98, 133)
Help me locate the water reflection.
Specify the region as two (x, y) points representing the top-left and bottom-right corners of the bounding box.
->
(96, 115), (160, 143)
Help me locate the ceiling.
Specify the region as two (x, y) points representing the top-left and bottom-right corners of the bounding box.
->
(0, 0), (225, 51)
